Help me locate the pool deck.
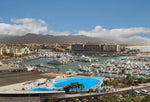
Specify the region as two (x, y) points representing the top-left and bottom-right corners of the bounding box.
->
(0, 78), (48, 92)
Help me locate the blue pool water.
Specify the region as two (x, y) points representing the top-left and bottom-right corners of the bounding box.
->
(29, 88), (54, 91)
(53, 77), (103, 91)
(29, 77), (103, 91)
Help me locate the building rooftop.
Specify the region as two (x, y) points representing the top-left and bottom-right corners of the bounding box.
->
(85, 42), (99, 45)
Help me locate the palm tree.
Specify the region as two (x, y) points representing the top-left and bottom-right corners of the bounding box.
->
(75, 82), (80, 92)
(124, 95), (133, 102)
(79, 84), (85, 92)
(113, 79), (119, 91)
(70, 82), (75, 92)
(113, 95), (119, 102)
(104, 80), (109, 86)
(123, 74), (134, 86)
(64, 85), (70, 93)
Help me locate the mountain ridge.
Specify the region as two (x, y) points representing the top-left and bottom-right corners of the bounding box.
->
(0, 33), (107, 44)
(0, 33), (148, 45)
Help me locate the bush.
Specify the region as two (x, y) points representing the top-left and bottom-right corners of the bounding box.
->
(88, 89), (93, 93)
(22, 88), (25, 91)
(44, 98), (52, 102)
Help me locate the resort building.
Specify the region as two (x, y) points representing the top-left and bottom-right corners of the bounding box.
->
(3, 47), (11, 54)
(0, 47), (2, 55)
(71, 42), (120, 55)
(71, 44), (84, 52)
(2, 47), (31, 56)
(84, 42), (101, 52)
(101, 44), (120, 52)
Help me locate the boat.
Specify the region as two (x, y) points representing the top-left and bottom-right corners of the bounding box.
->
(77, 55), (99, 62)
(47, 54), (75, 65)
(66, 70), (74, 75)
(23, 65), (35, 71)
(89, 63), (102, 68)
(122, 60), (131, 64)
(78, 65), (91, 72)
(48, 59), (64, 65)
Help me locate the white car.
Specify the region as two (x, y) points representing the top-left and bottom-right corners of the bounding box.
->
(134, 90), (140, 95)
(140, 89), (149, 95)
(97, 96), (103, 100)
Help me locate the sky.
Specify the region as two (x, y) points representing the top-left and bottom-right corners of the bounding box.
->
(0, 0), (150, 43)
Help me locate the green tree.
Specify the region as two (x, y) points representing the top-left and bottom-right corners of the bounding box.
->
(124, 95), (133, 102)
(70, 97), (78, 102)
(133, 94), (141, 102)
(44, 98), (53, 102)
(81, 99), (88, 102)
(79, 84), (85, 92)
(70, 82), (75, 91)
(138, 77), (146, 84)
(112, 78), (119, 88)
(64, 85), (70, 93)
(104, 80), (109, 86)
(123, 74), (134, 86)
(75, 82), (80, 92)
(113, 95), (119, 102)
(141, 95), (150, 102)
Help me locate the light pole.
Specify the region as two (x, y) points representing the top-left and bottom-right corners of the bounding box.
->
(131, 86), (134, 96)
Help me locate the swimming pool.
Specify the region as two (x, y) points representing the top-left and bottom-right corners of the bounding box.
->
(53, 77), (103, 91)
(29, 77), (103, 91)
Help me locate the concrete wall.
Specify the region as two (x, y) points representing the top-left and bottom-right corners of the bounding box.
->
(0, 97), (40, 102)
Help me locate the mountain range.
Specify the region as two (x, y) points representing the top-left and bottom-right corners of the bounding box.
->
(0, 33), (147, 45)
(0, 33), (118, 44)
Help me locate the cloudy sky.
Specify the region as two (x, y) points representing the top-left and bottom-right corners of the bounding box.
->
(0, 0), (150, 43)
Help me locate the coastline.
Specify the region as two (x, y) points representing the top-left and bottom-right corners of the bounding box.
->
(126, 45), (150, 48)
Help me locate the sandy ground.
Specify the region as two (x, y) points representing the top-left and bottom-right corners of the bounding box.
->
(0, 66), (19, 70)
(41, 72), (65, 77)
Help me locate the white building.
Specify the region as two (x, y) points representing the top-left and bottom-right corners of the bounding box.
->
(0, 47), (3, 55)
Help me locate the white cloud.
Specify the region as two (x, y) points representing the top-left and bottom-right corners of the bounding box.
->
(0, 18), (69, 36)
(76, 25), (150, 44)
(77, 25), (150, 39)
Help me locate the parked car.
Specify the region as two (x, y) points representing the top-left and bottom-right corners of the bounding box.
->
(121, 94), (125, 97)
(97, 96), (103, 100)
(134, 90), (141, 95)
(140, 89), (149, 95)
(90, 97), (94, 100)
(116, 94), (123, 98)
